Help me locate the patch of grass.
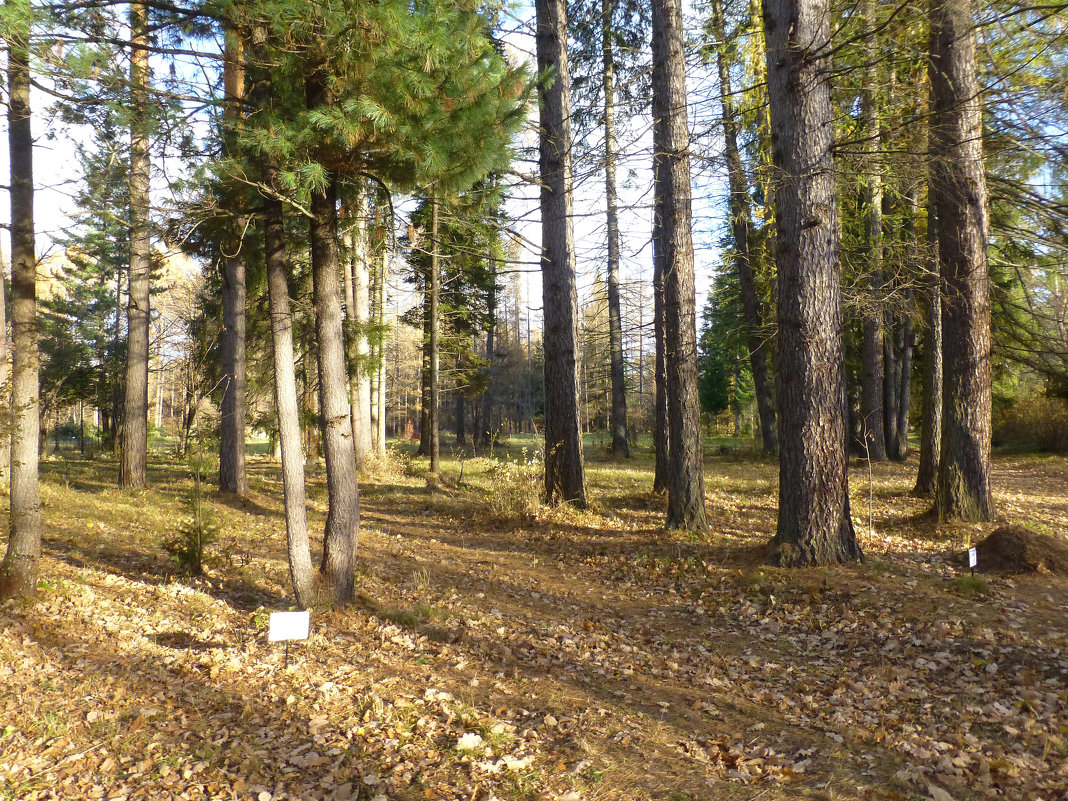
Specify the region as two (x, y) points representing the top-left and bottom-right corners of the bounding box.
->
(951, 575), (989, 597)
(380, 604), (448, 629)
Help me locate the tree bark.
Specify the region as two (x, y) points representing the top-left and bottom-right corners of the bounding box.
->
(883, 317), (900, 451)
(261, 161), (317, 608)
(418, 286), (431, 457)
(428, 194), (441, 475)
(602, 0), (629, 458)
(930, 0), (993, 522)
(914, 196), (942, 495)
(481, 254), (497, 449)
(120, 0), (151, 489)
(653, 0), (707, 531)
(343, 190), (372, 469)
(710, 0), (778, 456)
(652, 255), (669, 494)
(763, 0), (861, 565)
(859, 0), (887, 463)
(536, 0), (587, 508)
(0, 248), (10, 485)
(219, 31), (248, 496)
(374, 245), (387, 457)
(0, 18), (42, 600)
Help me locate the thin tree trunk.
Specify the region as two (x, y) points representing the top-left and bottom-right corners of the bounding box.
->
(710, 0), (778, 456)
(895, 312), (914, 459)
(602, 0), (629, 458)
(0, 17), (42, 599)
(0, 248), (10, 485)
(375, 245), (387, 456)
(219, 31), (248, 495)
(308, 172), (359, 604)
(536, 0), (587, 507)
(764, 0), (861, 565)
(859, 0), (887, 463)
(481, 254), (497, 448)
(883, 318), (900, 450)
(915, 196), (942, 495)
(418, 285), (430, 457)
(262, 163), (316, 608)
(652, 261), (669, 494)
(429, 194), (441, 475)
(120, 0), (151, 489)
(343, 190), (372, 468)
(930, 0), (993, 522)
(455, 385), (466, 446)
(653, 0), (707, 530)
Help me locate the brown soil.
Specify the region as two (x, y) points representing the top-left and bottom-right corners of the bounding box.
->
(974, 524), (1068, 574)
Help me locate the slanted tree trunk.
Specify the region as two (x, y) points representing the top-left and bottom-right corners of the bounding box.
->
(219, 32), (248, 495)
(602, 0), (629, 458)
(120, 0), (151, 489)
(653, 0), (707, 530)
(308, 172), (360, 604)
(710, 0), (778, 456)
(764, 0), (861, 565)
(536, 0), (587, 507)
(257, 76), (317, 605)
(930, 0), (993, 522)
(915, 196), (942, 495)
(428, 194), (441, 475)
(0, 20), (42, 599)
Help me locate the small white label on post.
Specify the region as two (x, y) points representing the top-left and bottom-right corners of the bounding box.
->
(968, 547), (977, 569)
(268, 611), (310, 642)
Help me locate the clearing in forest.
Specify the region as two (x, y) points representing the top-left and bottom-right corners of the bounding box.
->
(1, 445), (1066, 801)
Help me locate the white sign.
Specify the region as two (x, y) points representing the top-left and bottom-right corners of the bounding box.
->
(268, 611), (310, 643)
(968, 547), (978, 569)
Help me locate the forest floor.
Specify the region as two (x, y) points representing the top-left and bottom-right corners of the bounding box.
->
(1, 441), (1066, 801)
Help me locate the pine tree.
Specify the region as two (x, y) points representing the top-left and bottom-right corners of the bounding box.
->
(764, 0), (861, 565)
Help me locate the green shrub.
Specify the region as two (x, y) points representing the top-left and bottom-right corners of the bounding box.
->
(164, 455), (218, 576)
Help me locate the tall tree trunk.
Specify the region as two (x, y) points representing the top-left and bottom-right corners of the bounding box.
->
(343, 190), (372, 468)
(536, 0), (587, 507)
(374, 245), (387, 456)
(710, 0), (778, 456)
(930, 0), (993, 522)
(602, 0), (629, 458)
(120, 0), (151, 489)
(859, 0), (887, 463)
(455, 384), (466, 446)
(0, 248), (10, 485)
(894, 312), (914, 459)
(428, 194), (441, 475)
(308, 173), (359, 604)
(0, 17), (42, 599)
(219, 32), (248, 495)
(914, 196), (942, 495)
(764, 0), (861, 565)
(481, 254), (497, 449)
(652, 259), (669, 494)
(263, 177), (317, 608)
(653, 0), (707, 531)
(883, 318), (900, 450)
(418, 285), (431, 457)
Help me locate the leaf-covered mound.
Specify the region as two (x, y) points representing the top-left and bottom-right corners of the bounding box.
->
(974, 524), (1068, 575)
